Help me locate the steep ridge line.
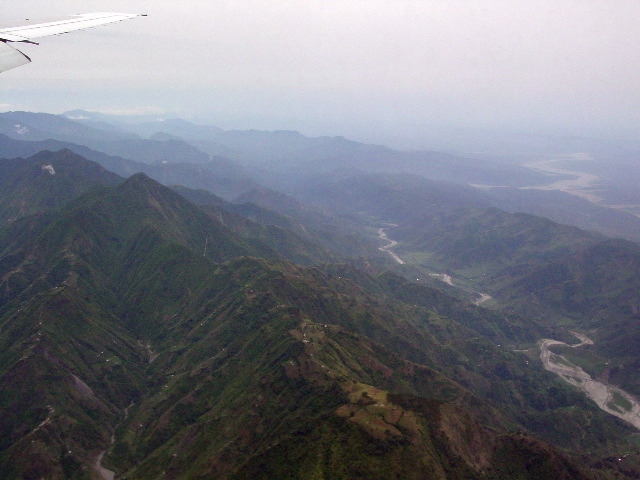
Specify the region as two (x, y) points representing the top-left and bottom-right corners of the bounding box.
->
(539, 332), (640, 429)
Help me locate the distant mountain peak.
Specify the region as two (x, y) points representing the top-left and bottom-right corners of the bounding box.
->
(149, 132), (182, 142)
(119, 171), (157, 189)
(0, 149), (122, 224)
(116, 172), (206, 217)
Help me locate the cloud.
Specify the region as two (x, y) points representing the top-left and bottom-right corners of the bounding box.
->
(92, 106), (167, 117)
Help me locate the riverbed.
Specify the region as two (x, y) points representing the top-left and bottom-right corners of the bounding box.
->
(539, 332), (640, 429)
(377, 227), (405, 265)
(522, 154), (602, 203)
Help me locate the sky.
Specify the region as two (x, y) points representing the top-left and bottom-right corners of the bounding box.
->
(1, 1), (639, 148)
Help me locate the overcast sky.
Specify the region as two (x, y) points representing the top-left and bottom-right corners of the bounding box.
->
(1, 1), (639, 147)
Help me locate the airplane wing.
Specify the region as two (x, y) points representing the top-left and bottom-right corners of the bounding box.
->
(0, 41), (30, 72)
(0, 12), (144, 73)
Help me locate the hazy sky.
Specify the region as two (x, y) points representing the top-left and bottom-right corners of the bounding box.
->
(1, 1), (639, 147)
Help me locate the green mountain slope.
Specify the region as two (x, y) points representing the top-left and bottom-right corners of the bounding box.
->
(393, 207), (602, 273)
(492, 238), (640, 321)
(0, 149), (122, 224)
(174, 185), (379, 262)
(0, 174), (275, 479)
(0, 171), (637, 479)
(0, 147), (354, 268)
(0, 244), (622, 478)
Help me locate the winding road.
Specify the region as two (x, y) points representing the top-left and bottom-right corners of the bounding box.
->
(539, 332), (640, 429)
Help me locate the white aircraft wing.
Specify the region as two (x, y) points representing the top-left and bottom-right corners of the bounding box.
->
(0, 41), (30, 72)
(0, 12), (143, 73)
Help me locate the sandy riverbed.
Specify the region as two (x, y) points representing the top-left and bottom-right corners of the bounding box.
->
(539, 332), (640, 429)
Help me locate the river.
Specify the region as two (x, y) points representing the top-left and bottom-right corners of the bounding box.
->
(95, 451), (115, 480)
(94, 402), (134, 480)
(539, 332), (640, 429)
(522, 154), (602, 203)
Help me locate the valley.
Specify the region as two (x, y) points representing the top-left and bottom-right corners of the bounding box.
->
(522, 154), (601, 202)
(470, 153), (640, 238)
(377, 224), (493, 306)
(519, 154), (640, 221)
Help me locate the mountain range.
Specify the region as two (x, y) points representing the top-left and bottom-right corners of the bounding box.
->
(4, 110), (640, 244)
(1, 111), (640, 478)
